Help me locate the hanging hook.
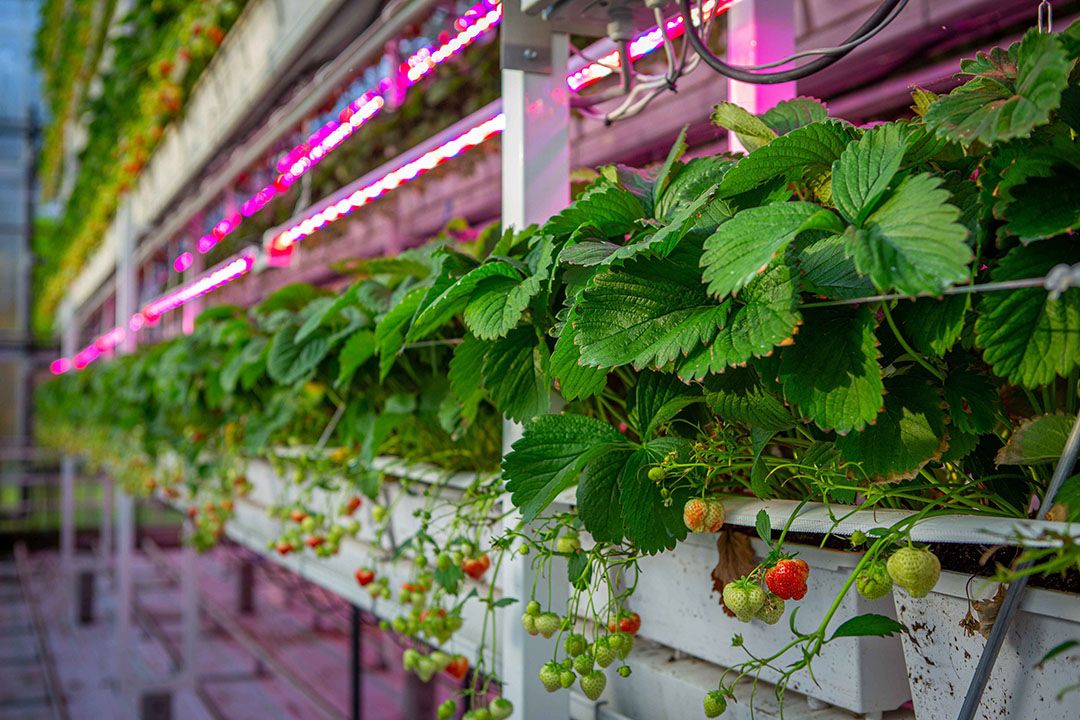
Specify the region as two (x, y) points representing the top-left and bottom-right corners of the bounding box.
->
(1038, 1), (1053, 33)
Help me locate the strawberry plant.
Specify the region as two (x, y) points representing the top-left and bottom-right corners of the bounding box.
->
(35, 20), (1080, 716)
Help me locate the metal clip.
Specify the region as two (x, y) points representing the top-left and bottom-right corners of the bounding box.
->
(1038, 1), (1053, 33)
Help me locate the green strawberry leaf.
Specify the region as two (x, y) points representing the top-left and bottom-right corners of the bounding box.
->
(551, 312), (608, 402)
(445, 333), (489, 436)
(831, 123), (909, 224)
(503, 413), (626, 522)
(576, 446), (632, 544)
(892, 295), (969, 357)
(760, 97), (830, 135)
(630, 371), (702, 439)
(544, 180), (646, 238)
(943, 368), (999, 435)
(704, 366), (795, 432)
(924, 30), (1070, 146)
(835, 374), (948, 482)
(655, 156), (733, 222)
(829, 613), (906, 641)
(335, 329), (376, 389)
(975, 238), (1080, 388)
(653, 125), (689, 205)
(846, 172), (972, 295)
(718, 120), (859, 199)
(374, 286), (426, 380)
(701, 201), (838, 299)
(267, 325), (330, 385)
(408, 262), (518, 342)
(796, 234), (875, 300)
(464, 237), (555, 340)
(677, 261), (802, 381)
(572, 250), (728, 370)
(778, 306), (883, 434)
(755, 509), (772, 544)
(711, 102), (777, 151)
(996, 413), (1074, 465)
(619, 439), (690, 553)
(481, 327), (551, 422)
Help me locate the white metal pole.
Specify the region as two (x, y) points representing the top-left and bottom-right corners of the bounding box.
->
(500, 5), (570, 718)
(60, 313), (77, 625)
(725, 0), (797, 151)
(114, 199), (138, 714)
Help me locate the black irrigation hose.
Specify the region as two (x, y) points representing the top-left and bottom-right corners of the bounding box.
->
(678, 0), (906, 84)
(957, 407), (1080, 720)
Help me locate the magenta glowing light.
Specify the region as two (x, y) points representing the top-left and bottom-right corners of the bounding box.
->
(270, 113), (506, 253)
(50, 358), (72, 375)
(173, 0), (502, 268)
(144, 249), (256, 321)
(173, 252), (194, 273)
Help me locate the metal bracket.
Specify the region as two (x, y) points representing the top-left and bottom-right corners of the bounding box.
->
(502, 43), (552, 73)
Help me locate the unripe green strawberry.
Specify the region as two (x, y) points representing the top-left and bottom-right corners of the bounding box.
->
(539, 661), (562, 692)
(592, 637), (616, 668)
(722, 579), (766, 622)
(683, 497), (725, 533)
(579, 670), (607, 701)
(525, 600), (541, 616)
(610, 631), (634, 659)
(755, 593), (785, 625)
(647, 466), (666, 481)
(704, 690), (728, 718)
(463, 710), (491, 720)
(402, 648), (420, 671)
(415, 656), (437, 682)
(560, 669), (576, 688)
(535, 612), (561, 638)
(489, 698), (513, 720)
(521, 612), (538, 635)
(573, 653), (594, 676)
(437, 700), (457, 720)
(565, 632), (588, 657)
(430, 650), (451, 671)
(886, 547), (941, 598)
(856, 560), (893, 600)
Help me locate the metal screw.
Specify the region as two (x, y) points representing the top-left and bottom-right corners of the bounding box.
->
(523, 48), (539, 60)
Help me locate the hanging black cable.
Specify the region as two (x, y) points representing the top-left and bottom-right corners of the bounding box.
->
(678, 0), (907, 84)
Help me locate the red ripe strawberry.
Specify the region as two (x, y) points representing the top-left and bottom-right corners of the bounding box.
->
(206, 25), (225, 46)
(462, 558), (487, 580)
(355, 568), (375, 586)
(276, 541), (292, 556)
(305, 535), (324, 548)
(343, 496), (361, 516)
(445, 655), (469, 681)
(765, 558), (809, 600)
(290, 509), (307, 523)
(478, 554), (491, 570)
(186, 506), (198, 519)
(619, 612), (642, 635)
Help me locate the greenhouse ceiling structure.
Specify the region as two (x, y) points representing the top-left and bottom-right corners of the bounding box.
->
(2, 1), (1080, 719)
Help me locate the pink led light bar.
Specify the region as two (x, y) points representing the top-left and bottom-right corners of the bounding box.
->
(177, 0), (502, 261)
(144, 248), (257, 321)
(567, 0), (732, 91)
(50, 358), (72, 375)
(270, 113), (506, 253)
(174, 251), (194, 273)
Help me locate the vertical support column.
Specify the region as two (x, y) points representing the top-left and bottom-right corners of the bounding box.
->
(350, 605), (363, 720)
(60, 314), (78, 624)
(725, 0), (797, 151)
(179, 520), (199, 691)
(114, 199), (139, 713)
(500, 6), (570, 718)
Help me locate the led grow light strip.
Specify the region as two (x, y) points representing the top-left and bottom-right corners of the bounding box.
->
(52, 250), (258, 373)
(271, 113), (506, 252)
(183, 0), (502, 258)
(143, 248), (257, 321)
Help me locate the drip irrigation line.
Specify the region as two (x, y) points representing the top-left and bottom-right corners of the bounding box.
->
(957, 406), (1080, 720)
(798, 262), (1080, 309)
